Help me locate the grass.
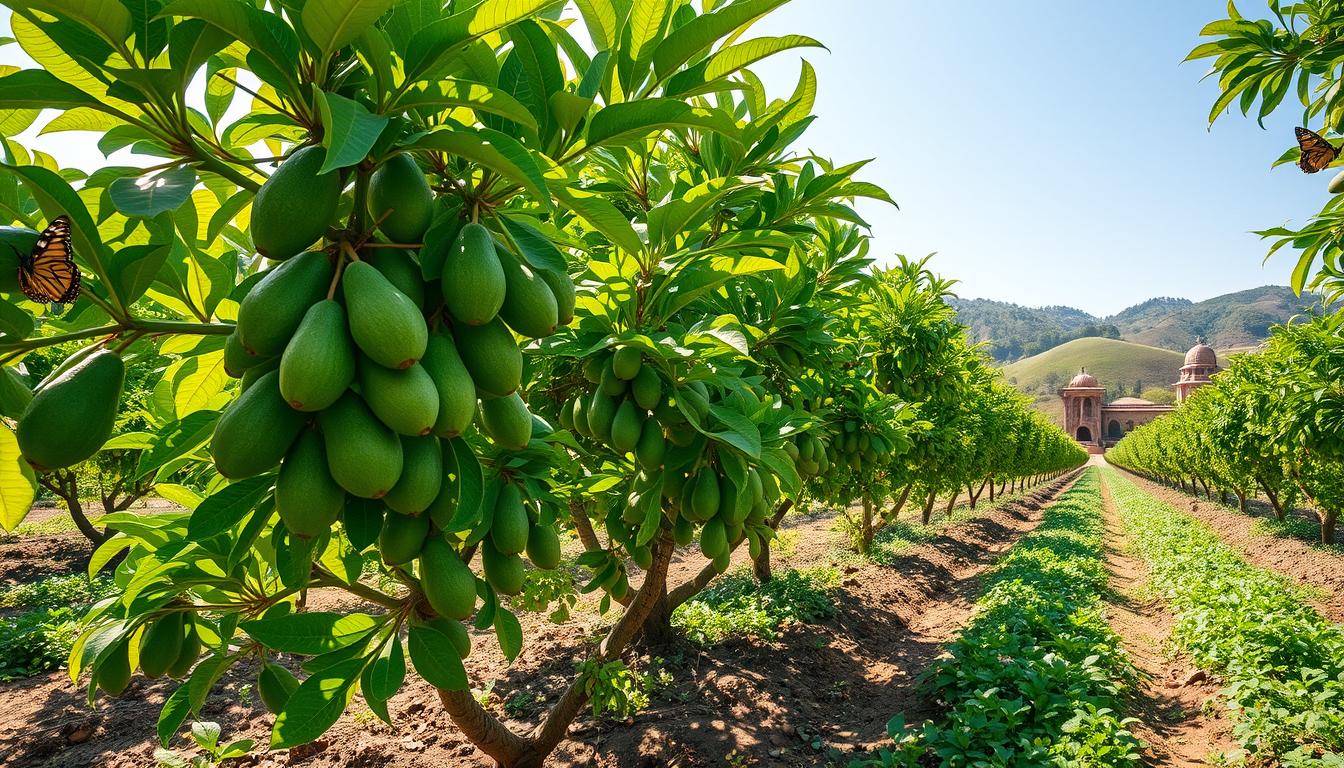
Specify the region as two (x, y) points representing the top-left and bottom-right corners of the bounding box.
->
(863, 470), (1143, 767)
(671, 566), (839, 645)
(0, 574), (117, 681)
(1103, 469), (1344, 765)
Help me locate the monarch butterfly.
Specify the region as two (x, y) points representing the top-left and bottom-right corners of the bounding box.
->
(1295, 126), (1340, 173)
(16, 215), (80, 304)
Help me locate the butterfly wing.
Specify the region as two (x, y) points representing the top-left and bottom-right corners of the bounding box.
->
(18, 215), (81, 304)
(1295, 126), (1340, 173)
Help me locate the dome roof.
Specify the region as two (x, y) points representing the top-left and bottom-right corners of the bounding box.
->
(1184, 339), (1217, 367)
(1068, 369), (1099, 388)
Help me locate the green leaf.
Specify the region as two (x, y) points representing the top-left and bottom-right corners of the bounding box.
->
(186, 474), (273, 541)
(241, 612), (379, 656)
(585, 99), (737, 148)
(12, 0), (132, 49)
(498, 215), (568, 274)
(157, 684), (192, 747)
(0, 423), (36, 532)
(702, 35), (823, 82)
(403, 0), (559, 83)
(135, 409), (219, 480)
(315, 90), (389, 174)
(628, 0), (670, 62)
(341, 497), (384, 552)
(407, 624), (468, 690)
(300, 0), (395, 59)
(704, 404), (761, 458)
(0, 69), (133, 121)
(396, 80), (539, 131)
(0, 299), (34, 340)
(494, 609), (522, 662)
(404, 127), (549, 201)
(158, 0), (301, 98)
(551, 186), (642, 254)
(360, 636), (404, 725)
(271, 658), (363, 749)
(650, 0), (790, 81)
(0, 368), (33, 419)
(112, 242), (173, 304)
(108, 165), (198, 218)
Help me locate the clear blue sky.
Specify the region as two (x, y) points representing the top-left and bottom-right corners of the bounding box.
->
(1, 2), (1322, 317)
(748, 1), (1321, 316)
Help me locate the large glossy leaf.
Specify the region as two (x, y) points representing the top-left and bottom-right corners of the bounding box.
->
(396, 80), (538, 130)
(405, 128), (549, 201)
(242, 612), (379, 655)
(403, 0), (559, 83)
(551, 186), (642, 254)
(135, 409), (219, 480)
(11, 0), (132, 48)
(108, 165), (197, 218)
(0, 69), (135, 122)
(186, 474), (273, 541)
(271, 658), (363, 749)
(650, 0), (790, 81)
(301, 0), (395, 59)
(0, 423), (37, 532)
(158, 0), (301, 97)
(407, 624), (468, 690)
(585, 99), (737, 148)
(315, 91), (388, 174)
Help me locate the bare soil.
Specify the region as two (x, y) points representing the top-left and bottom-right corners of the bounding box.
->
(1112, 469), (1344, 623)
(1097, 474), (1235, 766)
(0, 476), (1079, 768)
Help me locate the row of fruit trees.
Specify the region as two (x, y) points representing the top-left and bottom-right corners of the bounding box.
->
(0, 1), (1085, 766)
(1110, 1), (1344, 547)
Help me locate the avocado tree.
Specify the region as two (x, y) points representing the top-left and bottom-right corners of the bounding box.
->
(0, 1), (903, 766)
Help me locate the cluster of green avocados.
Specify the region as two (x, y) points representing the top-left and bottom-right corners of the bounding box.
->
(93, 606), (202, 696)
(194, 147), (569, 671)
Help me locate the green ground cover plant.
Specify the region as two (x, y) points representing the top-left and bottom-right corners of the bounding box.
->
(1103, 469), (1344, 765)
(671, 566), (837, 644)
(864, 470), (1143, 767)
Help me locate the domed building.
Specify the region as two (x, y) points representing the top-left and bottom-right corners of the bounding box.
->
(1059, 339), (1219, 452)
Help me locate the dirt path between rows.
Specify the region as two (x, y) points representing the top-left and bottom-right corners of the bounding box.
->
(1097, 475), (1234, 766)
(0, 476), (1079, 768)
(1111, 468), (1344, 623)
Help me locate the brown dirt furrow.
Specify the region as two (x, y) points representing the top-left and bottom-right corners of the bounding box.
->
(1113, 468), (1344, 623)
(0, 475), (1080, 768)
(1097, 474), (1235, 767)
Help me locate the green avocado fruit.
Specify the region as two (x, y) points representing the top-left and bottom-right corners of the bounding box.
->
(481, 539), (525, 596)
(497, 249), (559, 338)
(610, 399), (642, 453)
(138, 613), (185, 679)
(343, 261), (428, 370)
(537, 267), (575, 326)
(279, 300), (356, 411)
(95, 639), (132, 696)
(421, 334), (478, 438)
(480, 392), (531, 450)
(365, 248), (426, 310)
(237, 250), (334, 357)
(442, 222), (506, 326)
(211, 369), (306, 479)
(257, 662), (300, 714)
(489, 484), (529, 555)
(451, 318), (521, 397)
(275, 430), (345, 537)
(318, 392), (403, 498)
(359, 360), (439, 436)
(251, 145), (341, 261)
(612, 346), (641, 380)
(420, 537), (477, 620)
(383, 435), (443, 515)
(378, 510), (430, 565)
(369, 153), (433, 245)
(17, 349), (124, 471)
(525, 523), (561, 570)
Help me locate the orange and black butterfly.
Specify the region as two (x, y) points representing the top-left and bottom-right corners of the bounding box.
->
(16, 215), (80, 304)
(1295, 126), (1340, 173)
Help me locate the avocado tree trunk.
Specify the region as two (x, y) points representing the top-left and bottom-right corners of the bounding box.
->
(1322, 510), (1338, 546)
(439, 531), (676, 768)
(944, 491), (959, 518)
(888, 485), (913, 524)
(1257, 479), (1286, 520)
(921, 489), (937, 525)
(1235, 491), (1246, 515)
(38, 470), (111, 548)
(860, 496), (874, 554)
(752, 499), (793, 583)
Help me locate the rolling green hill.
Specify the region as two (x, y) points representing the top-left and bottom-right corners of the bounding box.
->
(953, 285), (1329, 362)
(1002, 337), (1187, 427)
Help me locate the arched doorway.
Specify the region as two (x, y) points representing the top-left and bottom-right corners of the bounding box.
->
(1108, 420), (1123, 439)
(1076, 425), (1093, 442)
